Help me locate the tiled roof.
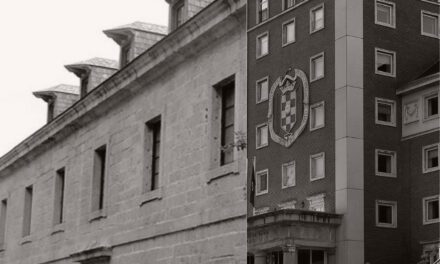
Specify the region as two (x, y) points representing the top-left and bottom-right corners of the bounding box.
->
(106, 21), (168, 35)
(34, 84), (79, 95)
(66, 57), (119, 69)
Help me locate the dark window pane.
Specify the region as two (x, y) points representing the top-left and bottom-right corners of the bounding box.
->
(428, 200), (439, 220)
(378, 154), (391, 173)
(312, 250), (324, 264)
(298, 249), (311, 264)
(378, 103), (392, 122)
(428, 97), (439, 116)
(378, 205), (392, 224)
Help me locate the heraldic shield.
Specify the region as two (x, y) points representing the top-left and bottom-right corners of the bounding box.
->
(267, 69), (309, 148)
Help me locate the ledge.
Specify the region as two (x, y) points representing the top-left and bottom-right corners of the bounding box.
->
(88, 209), (107, 223)
(50, 223), (66, 235)
(206, 160), (240, 183)
(139, 188), (163, 206)
(19, 235), (32, 245)
(70, 246), (112, 263)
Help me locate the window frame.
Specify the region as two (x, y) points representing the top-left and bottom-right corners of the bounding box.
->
(281, 161), (296, 189)
(422, 143), (439, 173)
(53, 167), (66, 226)
(309, 52), (325, 82)
(0, 199), (7, 249)
(257, 0), (269, 24)
(310, 101), (325, 131)
(282, 18), (296, 47)
(375, 0), (396, 28)
(144, 117), (162, 192)
(376, 200), (397, 228)
(256, 123), (269, 149)
(256, 76), (269, 104)
(310, 3), (325, 34)
(375, 48), (396, 77)
(22, 185), (33, 237)
(310, 152), (325, 182)
(421, 10), (440, 39)
(173, 0), (185, 29)
(375, 97), (396, 127)
(307, 193), (326, 212)
(423, 195), (440, 225)
(375, 149), (397, 177)
(256, 32), (269, 59)
(423, 92), (439, 121)
(91, 144), (108, 214)
(256, 169), (269, 196)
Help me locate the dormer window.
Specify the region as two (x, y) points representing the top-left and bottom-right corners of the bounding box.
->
(120, 44), (131, 67)
(80, 75), (89, 98)
(47, 100), (55, 122)
(174, 0), (185, 29)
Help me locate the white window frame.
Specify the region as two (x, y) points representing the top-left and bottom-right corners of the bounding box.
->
(256, 169), (269, 196)
(421, 10), (440, 39)
(256, 76), (269, 103)
(310, 52), (325, 82)
(422, 143), (440, 173)
(310, 101), (325, 131)
(310, 152), (325, 181)
(375, 98), (396, 127)
(256, 123), (269, 149)
(281, 161), (296, 189)
(282, 18), (296, 47)
(423, 92), (439, 121)
(376, 200), (397, 228)
(375, 0), (396, 28)
(310, 4), (325, 34)
(375, 149), (397, 177)
(257, 0), (269, 24)
(256, 32), (269, 59)
(423, 195), (440, 225)
(375, 48), (396, 77)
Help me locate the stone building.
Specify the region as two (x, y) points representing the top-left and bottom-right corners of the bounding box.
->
(0, 0), (247, 263)
(246, 0), (439, 263)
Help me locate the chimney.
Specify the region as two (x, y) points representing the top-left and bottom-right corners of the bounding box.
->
(65, 58), (118, 98)
(33, 84), (80, 123)
(165, 0), (215, 31)
(104, 22), (168, 68)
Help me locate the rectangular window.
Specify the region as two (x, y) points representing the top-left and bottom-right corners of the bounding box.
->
(424, 93), (439, 119)
(120, 44), (131, 67)
(257, 0), (269, 23)
(298, 249), (327, 264)
(375, 48), (396, 77)
(256, 77), (269, 103)
(375, 149), (397, 177)
(282, 19), (296, 46)
(310, 4), (324, 33)
(256, 169), (269, 195)
(307, 193), (325, 212)
(310, 152), (325, 181)
(423, 196), (440, 224)
(256, 123), (268, 149)
(174, 1), (184, 28)
(92, 145), (107, 212)
(284, 0), (295, 9)
(282, 161), (296, 188)
(423, 144), (439, 173)
(376, 200), (397, 228)
(53, 168), (66, 225)
(80, 77), (89, 98)
(256, 32), (269, 58)
(0, 199), (7, 247)
(22, 185), (33, 237)
(310, 101), (325, 130)
(310, 52), (324, 81)
(146, 119), (161, 191)
(266, 251), (284, 264)
(220, 81), (235, 165)
(375, 0), (396, 28)
(422, 11), (440, 38)
(375, 98), (396, 126)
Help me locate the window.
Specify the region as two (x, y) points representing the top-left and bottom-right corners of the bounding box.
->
(282, 161), (296, 188)
(146, 118), (161, 191)
(423, 144), (439, 173)
(284, 0), (295, 9)
(282, 19), (296, 46)
(375, 149), (397, 177)
(266, 251), (283, 264)
(256, 169), (269, 195)
(310, 52), (324, 81)
(423, 196), (440, 224)
(307, 193), (325, 212)
(22, 185), (33, 237)
(257, 0), (269, 23)
(376, 200), (397, 228)
(92, 145), (107, 212)
(256, 77), (269, 103)
(256, 123), (269, 149)
(298, 249), (327, 264)
(422, 11), (440, 38)
(375, 0), (395, 28)
(424, 93), (439, 119)
(310, 101), (325, 130)
(256, 33), (269, 58)
(375, 98), (396, 126)
(375, 48), (396, 77)
(310, 4), (324, 33)
(80, 75), (89, 98)
(310, 152), (325, 181)
(53, 168), (66, 225)
(220, 81), (235, 165)
(174, 1), (185, 29)
(0, 199), (7, 247)
(47, 101), (55, 122)
(120, 44), (131, 67)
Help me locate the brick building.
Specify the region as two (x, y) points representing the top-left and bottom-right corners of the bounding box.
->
(246, 0), (439, 264)
(0, 0), (247, 263)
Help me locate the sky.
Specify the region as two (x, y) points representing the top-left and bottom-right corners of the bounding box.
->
(0, 0), (168, 157)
